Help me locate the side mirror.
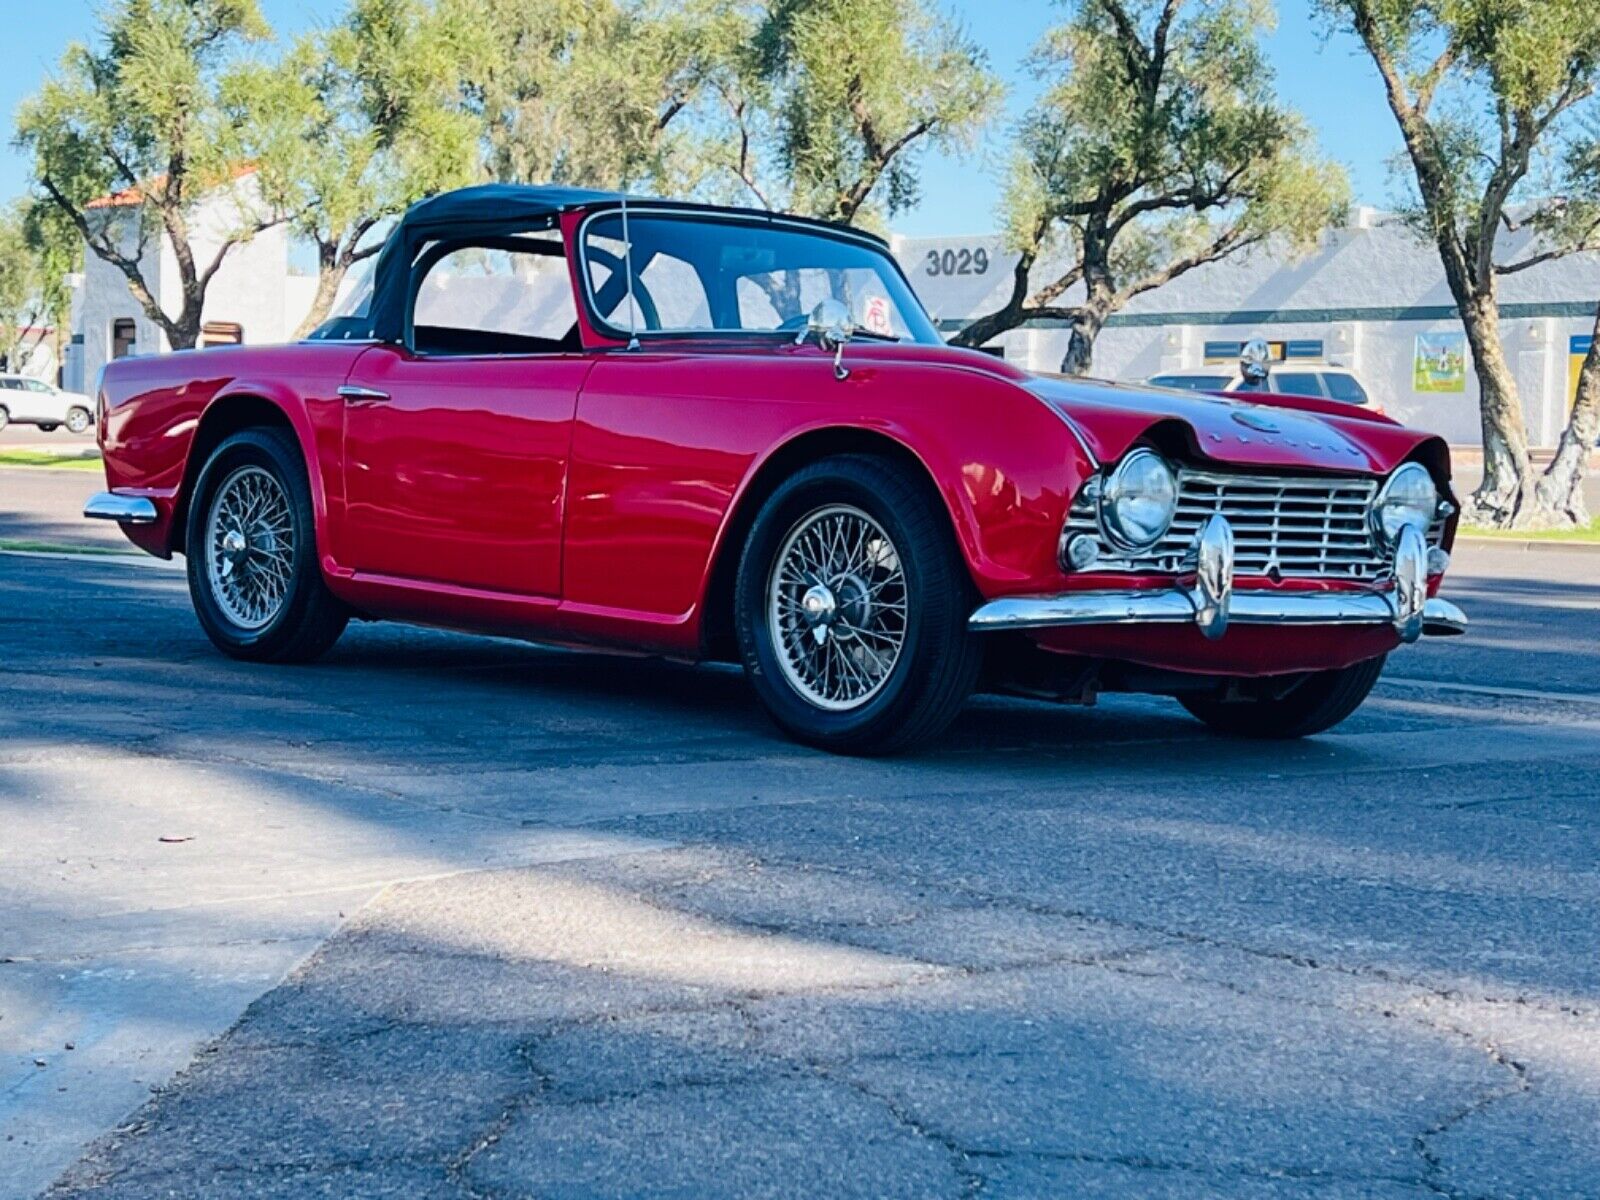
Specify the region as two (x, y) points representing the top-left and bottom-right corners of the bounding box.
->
(799, 298), (855, 380)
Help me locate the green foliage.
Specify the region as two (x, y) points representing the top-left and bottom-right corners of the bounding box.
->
(0, 204), (44, 369)
(448, 0), (723, 191)
(18, 0), (269, 215)
(963, 0), (1345, 365)
(14, 0), (278, 347)
(1006, 0), (1344, 264)
(226, 0), (481, 332)
(748, 0), (1001, 224)
(1318, 0), (1600, 272)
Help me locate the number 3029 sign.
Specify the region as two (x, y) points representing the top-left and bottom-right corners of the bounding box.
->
(924, 246), (991, 277)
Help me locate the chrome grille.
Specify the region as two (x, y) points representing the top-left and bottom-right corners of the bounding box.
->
(1066, 469), (1444, 580)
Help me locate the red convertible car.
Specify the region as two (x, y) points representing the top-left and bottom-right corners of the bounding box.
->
(85, 184), (1465, 752)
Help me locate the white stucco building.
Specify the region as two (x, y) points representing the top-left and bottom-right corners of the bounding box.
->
(893, 208), (1599, 448)
(62, 170), (317, 393)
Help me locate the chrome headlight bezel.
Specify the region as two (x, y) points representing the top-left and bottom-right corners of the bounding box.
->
(1098, 449), (1179, 551)
(1371, 462), (1439, 550)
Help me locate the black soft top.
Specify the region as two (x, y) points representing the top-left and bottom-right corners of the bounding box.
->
(362, 184), (618, 342)
(327, 183), (893, 344)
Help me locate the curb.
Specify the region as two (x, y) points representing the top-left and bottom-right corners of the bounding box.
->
(1456, 535), (1600, 555)
(0, 546), (182, 571)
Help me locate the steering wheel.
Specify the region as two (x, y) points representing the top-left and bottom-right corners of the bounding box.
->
(775, 311), (813, 334)
(587, 247), (662, 332)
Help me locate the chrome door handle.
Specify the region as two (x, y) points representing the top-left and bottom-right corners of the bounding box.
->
(337, 385), (390, 403)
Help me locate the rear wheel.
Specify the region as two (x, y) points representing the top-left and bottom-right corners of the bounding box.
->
(0, 406), (9, 432)
(1179, 654), (1386, 738)
(66, 407), (92, 435)
(185, 427), (348, 663)
(734, 454), (981, 754)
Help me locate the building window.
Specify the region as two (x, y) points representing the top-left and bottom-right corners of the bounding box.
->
(111, 319), (137, 360)
(201, 322), (244, 348)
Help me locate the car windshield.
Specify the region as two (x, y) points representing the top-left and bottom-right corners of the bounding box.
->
(582, 212), (940, 344)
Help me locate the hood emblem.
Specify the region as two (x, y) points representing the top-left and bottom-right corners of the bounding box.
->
(1231, 410), (1280, 433)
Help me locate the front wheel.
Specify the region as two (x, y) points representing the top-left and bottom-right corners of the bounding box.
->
(66, 407), (92, 435)
(1179, 654), (1387, 738)
(185, 427), (348, 663)
(734, 455), (982, 754)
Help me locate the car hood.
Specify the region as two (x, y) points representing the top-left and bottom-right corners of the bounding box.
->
(1025, 373), (1434, 477)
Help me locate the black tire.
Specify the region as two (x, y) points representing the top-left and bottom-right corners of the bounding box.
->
(185, 426), (348, 663)
(1179, 654), (1387, 738)
(66, 406), (92, 435)
(734, 454), (982, 754)
(38, 422), (58, 432)
(0, 405), (9, 432)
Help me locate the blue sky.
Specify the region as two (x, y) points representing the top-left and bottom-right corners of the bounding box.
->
(0, 0), (1405, 236)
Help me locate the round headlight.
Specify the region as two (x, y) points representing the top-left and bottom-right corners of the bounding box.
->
(1100, 449), (1178, 550)
(1372, 463), (1438, 548)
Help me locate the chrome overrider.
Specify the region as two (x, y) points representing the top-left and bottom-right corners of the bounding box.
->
(84, 493), (158, 524)
(968, 515), (1468, 642)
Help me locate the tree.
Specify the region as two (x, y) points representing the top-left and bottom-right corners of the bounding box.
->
(15, 0), (282, 352)
(450, 0), (721, 192)
(954, 0), (1347, 374)
(1320, 0), (1600, 527)
(1531, 133), (1600, 525)
(0, 204), (51, 373)
(228, 0), (483, 336)
(707, 0), (1001, 226)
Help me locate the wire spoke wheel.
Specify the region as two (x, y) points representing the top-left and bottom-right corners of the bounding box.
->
(204, 465), (295, 631)
(766, 504), (908, 711)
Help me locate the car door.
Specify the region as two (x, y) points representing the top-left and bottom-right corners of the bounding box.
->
(337, 233), (593, 598)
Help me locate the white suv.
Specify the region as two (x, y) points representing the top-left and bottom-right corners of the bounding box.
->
(1148, 365), (1381, 413)
(0, 375), (96, 435)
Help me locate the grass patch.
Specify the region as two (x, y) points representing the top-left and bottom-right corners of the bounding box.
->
(0, 537), (132, 556)
(0, 449), (102, 470)
(1461, 519), (1600, 543)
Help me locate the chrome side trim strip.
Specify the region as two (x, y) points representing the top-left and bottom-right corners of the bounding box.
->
(83, 493), (158, 525)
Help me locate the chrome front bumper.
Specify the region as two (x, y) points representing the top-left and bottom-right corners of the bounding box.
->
(84, 492), (158, 524)
(969, 516), (1467, 644)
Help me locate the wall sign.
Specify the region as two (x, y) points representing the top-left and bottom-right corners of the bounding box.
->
(1570, 335), (1593, 408)
(1413, 332), (1466, 393)
(922, 246), (991, 278)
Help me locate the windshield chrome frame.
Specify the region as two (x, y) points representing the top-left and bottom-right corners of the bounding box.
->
(573, 205), (939, 346)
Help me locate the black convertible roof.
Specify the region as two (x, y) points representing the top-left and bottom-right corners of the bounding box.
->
(363, 184), (619, 342)
(345, 183), (891, 344)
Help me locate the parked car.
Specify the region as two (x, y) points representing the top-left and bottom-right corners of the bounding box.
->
(84, 184), (1466, 753)
(0, 374), (96, 434)
(1150, 364), (1380, 412)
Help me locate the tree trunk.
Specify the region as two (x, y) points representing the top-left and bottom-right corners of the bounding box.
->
(167, 310), (201, 352)
(294, 250), (348, 340)
(1531, 302), (1600, 527)
(1058, 280), (1113, 377)
(1458, 294), (1535, 526)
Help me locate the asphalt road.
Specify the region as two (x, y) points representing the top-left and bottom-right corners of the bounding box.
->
(1, 476), (1598, 1199)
